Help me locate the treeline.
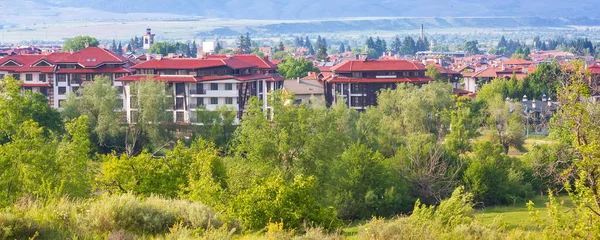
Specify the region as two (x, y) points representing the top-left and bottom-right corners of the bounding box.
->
(2, 61), (600, 238)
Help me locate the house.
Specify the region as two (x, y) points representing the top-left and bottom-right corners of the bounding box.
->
(463, 66), (527, 92)
(116, 55), (284, 124)
(282, 78), (324, 105)
(323, 59), (432, 110)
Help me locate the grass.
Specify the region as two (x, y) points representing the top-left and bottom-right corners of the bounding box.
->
(476, 195), (571, 231)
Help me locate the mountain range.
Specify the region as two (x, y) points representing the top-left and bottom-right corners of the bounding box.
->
(34, 0), (600, 20)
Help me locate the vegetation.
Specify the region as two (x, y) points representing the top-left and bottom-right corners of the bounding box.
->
(277, 56), (319, 79)
(62, 35), (99, 52)
(1, 60), (599, 238)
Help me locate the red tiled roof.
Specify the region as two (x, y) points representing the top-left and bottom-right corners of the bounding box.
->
(331, 59), (426, 72)
(132, 58), (256, 70)
(116, 74), (278, 82)
(426, 63), (460, 75)
(502, 58), (532, 65)
(325, 76), (432, 83)
(317, 66), (332, 72)
(589, 64), (600, 74)
(0, 54), (44, 66)
(453, 88), (471, 95)
(205, 54), (277, 69)
(56, 68), (131, 74)
(55, 47), (128, 68)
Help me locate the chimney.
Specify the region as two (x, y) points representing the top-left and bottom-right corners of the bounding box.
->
(156, 54), (163, 60)
(522, 95), (528, 102)
(85, 42), (89, 48)
(145, 53), (150, 61)
(70, 49), (74, 54)
(297, 77), (300, 83)
(542, 94), (547, 102)
(420, 24), (424, 41)
(548, 97), (552, 107)
(532, 99), (536, 109)
(264, 55), (269, 61)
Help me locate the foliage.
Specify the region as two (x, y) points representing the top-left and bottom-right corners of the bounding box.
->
(61, 75), (122, 147)
(0, 76), (61, 144)
(425, 64), (444, 82)
(62, 35), (99, 52)
(463, 142), (531, 205)
(230, 174), (341, 231)
(463, 40), (480, 55)
(277, 56), (319, 79)
(485, 95), (526, 153)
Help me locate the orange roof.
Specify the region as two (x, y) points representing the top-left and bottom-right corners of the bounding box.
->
(331, 59), (425, 72)
(325, 76), (432, 83)
(56, 47), (128, 67)
(132, 58), (256, 70)
(205, 54), (277, 69)
(502, 58), (532, 65)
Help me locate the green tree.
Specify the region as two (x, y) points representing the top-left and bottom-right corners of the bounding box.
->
(391, 36), (402, 54)
(184, 139), (228, 208)
(339, 43), (346, 53)
(400, 36), (416, 55)
(56, 116), (92, 198)
(425, 65), (444, 82)
(62, 36), (99, 52)
(485, 95), (525, 153)
(316, 43), (328, 61)
(126, 78), (173, 156)
(272, 51), (291, 60)
(192, 105), (237, 149)
(148, 42), (174, 55)
(277, 41), (285, 52)
(463, 40), (480, 55)
(61, 75), (122, 148)
(0, 76), (61, 144)
(191, 40), (198, 57)
(277, 56), (319, 79)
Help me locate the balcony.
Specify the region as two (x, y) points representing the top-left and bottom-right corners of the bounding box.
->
(190, 89), (206, 95)
(189, 103), (204, 109)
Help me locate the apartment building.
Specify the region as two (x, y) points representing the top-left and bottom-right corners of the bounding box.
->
(116, 55), (284, 124)
(323, 59), (432, 110)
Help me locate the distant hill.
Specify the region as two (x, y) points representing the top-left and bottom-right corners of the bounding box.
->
(34, 0), (600, 20)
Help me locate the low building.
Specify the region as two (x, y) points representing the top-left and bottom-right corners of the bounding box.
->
(282, 78), (324, 105)
(323, 59), (432, 110)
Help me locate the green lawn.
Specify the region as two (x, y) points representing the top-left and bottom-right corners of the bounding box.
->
(476, 195), (571, 231)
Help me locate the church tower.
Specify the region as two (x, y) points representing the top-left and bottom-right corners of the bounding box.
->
(143, 28), (155, 50)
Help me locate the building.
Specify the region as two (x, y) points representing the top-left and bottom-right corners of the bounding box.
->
(0, 53), (67, 105)
(323, 59), (432, 110)
(116, 54), (284, 124)
(52, 47), (132, 108)
(463, 66), (527, 92)
(202, 40), (227, 54)
(143, 28), (155, 50)
(282, 78), (324, 105)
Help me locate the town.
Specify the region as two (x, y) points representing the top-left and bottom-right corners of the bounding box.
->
(2, 23), (600, 239)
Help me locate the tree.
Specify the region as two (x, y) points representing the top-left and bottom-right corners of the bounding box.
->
(277, 41), (285, 52)
(400, 36), (416, 55)
(339, 43), (346, 53)
(316, 43), (328, 61)
(117, 42), (123, 55)
(191, 40), (198, 57)
(486, 95), (525, 153)
(213, 41), (222, 54)
(304, 36), (313, 55)
(498, 36), (508, 48)
(463, 40), (480, 55)
(148, 42), (174, 55)
(277, 56), (319, 79)
(61, 75), (122, 150)
(425, 65), (444, 82)
(62, 36), (99, 52)
(110, 40), (117, 52)
(0, 76), (61, 144)
(391, 36), (402, 55)
(272, 51), (291, 60)
(237, 33), (252, 54)
(126, 78), (173, 156)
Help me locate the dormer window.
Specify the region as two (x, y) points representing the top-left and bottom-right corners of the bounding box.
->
(352, 72), (362, 78)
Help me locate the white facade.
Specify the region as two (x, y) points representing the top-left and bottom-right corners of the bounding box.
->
(202, 40), (227, 54)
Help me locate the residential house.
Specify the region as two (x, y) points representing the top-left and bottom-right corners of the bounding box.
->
(282, 78), (324, 105)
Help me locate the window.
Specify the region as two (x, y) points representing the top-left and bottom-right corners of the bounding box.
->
(226, 97), (233, 105)
(210, 97), (218, 105)
(0, 74), (4, 79)
(175, 83), (185, 95)
(25, 74), (33, 81)
(57, 74), (67, 82)
(12, 74), (20, 80)
(72, 87), (80, 96)
(130, 111), (138, 122)
(40, 87), (48, 96)
(164, 70), (177, 75)
(176, 112), (185, 123)
(58, 87), (67, 95)
(197, 97), (204, 106)
(402, 71), (410, 77)
(193, 83), (204, 94)
(117, 99), (123, 108)
(130, 96), (138, 108)
(71, 74), (81, 84)
(116, 86), (123, 94)
(39, 74), (46, 82)
(352, 72), (362, 78)
(259, 81), (263, 91)
(225, 83), (233, 90)
(211, 83), (218, 90)
(176, 98), (185, 110)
